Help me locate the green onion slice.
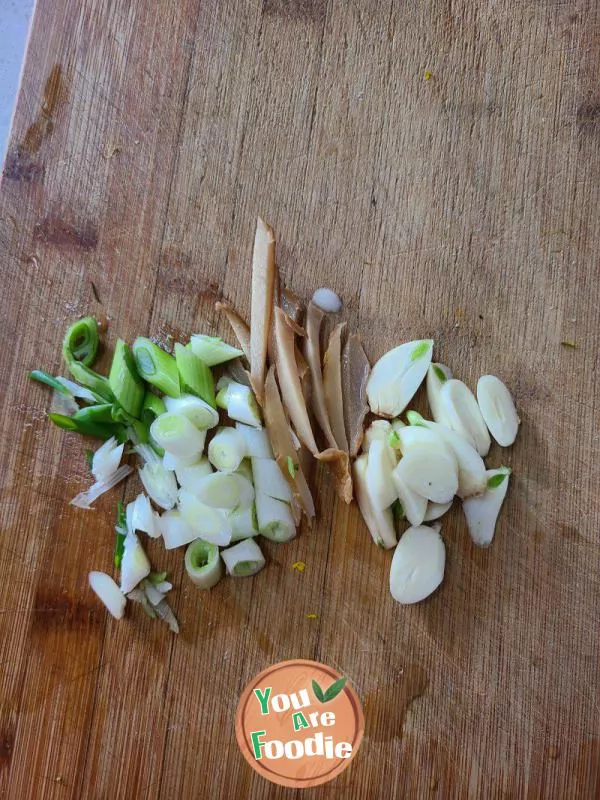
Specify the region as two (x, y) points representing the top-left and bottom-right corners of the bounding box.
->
(133, 337), (181, 398)
(174, 343), (215, 408)
(109, 339), (145, 418)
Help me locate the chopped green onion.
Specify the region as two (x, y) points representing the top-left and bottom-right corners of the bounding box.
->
(255, 492), (296, 542)
(72, 403), (114, 425)
(150, 412), (206, 459)
(138, 462), (178, 509)
(194, 473), (254, 511)
(174, 343), (215, 407)
(141, 392), (166, 426)
(178, 491), (233, 545)
(208, 428), (246, 472)
(63, 316), (99, 367)
(91, 436), (124, 481)
(215, 378), (261, 428)
(66, 361), (113, 401)
(164, 394), (219, 430)
(235, 458), (254, 484)
(185, 539), (222, 589)
(120, 532), (151, 593)
(221, 538), (265, 577)
(287, 456), (296, 478)
(230, 504), (258, 541)
(133, 337), (181, 398)
(48, 412), (126, 441)
(235, 423), (273, 458)
(114, 501), (127, 568)
(29, 369), (71, 395)
(189, 334), (244, 367)
(174, 457), (213, 493)
(147, 571), (168, 585)
(159, 509), (198, 549)
(252, 458), (292, 503)
(109, 339), (145, 418)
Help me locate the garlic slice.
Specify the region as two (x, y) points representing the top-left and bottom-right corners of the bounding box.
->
(390, 524), (445, 604)
(362, 419), (392, 453)
(423, 500), (453, 521)
(462, 467), (511, 546)
(426, 363), (453, 426)
(366, 339), (433, 417)
(476, 375), (520, 446)
(391, 470), (427, 526)
(439, 379), (491, 456)
(393, 447), (458, 504)
(365, 439), (397, 509)
(353, 454), (397, 549)
(89, 571), (126, 619)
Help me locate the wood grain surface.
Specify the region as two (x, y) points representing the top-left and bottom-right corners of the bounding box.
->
(1, 1), (599, 797)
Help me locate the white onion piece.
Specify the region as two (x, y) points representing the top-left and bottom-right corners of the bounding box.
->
(423, 500), (453, 521)
(407, 413), (487, 499)
(89, 571), (126, 619)
(135, 443), (161, 466)
(222, 538), (266, 576)
(208, 428), (246, 472)
(143, 582), (166, 607)
(230, 505), (258, 541)
(164, 393), (219, 430)
(476, 375), (520, 446)
(366, 339), (433, 417)
(175, 458), (213, 494)
(393, 448), (458, 504)
(159, 508), (201, 549)
(189, 334), (244, 367)
(150, 412), (206, 459)
(126, 493), (158, 538)
(138, 462), (178, 510)
(120, 533), (151, 593)
(216, 378), (262, 428)
(365, 439), (397, 509)
(71, 464), (133, 509)
(439, 379), (491, 456)
(235, 423), (273, 459)
(312, 287), (342, 313)
(185, 539), (222, 589)
(91, 437), (125, 482)
(255, 493), (296, 542)
(426, 363), (453, 427)
(251, 458), (292, 503)
(362, 420), (392, 453)
(56, 376), (98, 402)
(391, 470), (427, 526)
(390, 524), (445, 604)
(162, 451), (202, 471)
(177, 490), (233, 546)
(353, 454), (397, 549)
(194, 473), (254, 511)
(462, 467), (511, 546)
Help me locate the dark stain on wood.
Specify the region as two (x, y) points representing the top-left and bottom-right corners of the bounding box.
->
(20, 64), (66, 155)
(0, 734), (13, 770)
(576, 102), (600, 130)
(2, 150), (44, 183)
(31, 589), (104, 632)
(34, 216), (98, 251)
(364, 664), (428, 742)
(263, 0), (326, 22)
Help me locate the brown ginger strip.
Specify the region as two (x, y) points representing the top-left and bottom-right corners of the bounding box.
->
(215, 302), (251, 361)
(303, 301), (338, 450)
(250, 217), (276, 405)
(263, 366), (315, 519)
(273, 307), (319, 455)
(317, 448), (353, 504)
(342, 333), (370, 457)
(323, 322), (349, 452)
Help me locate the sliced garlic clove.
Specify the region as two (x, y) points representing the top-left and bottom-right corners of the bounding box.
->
(362, 419), (392, 453)
(393, 447), (458, 504)
(406, 412), (487, 498)
(476, 375), (520, 446)
(391, 469), (428, 526)
(439, 379), (491, 456)
(426, 362), (453, 427)
(462, 466), (511, 546)
(423, 500), (453, 521)
(389, 524), (445, 604)
(366, 339), (433, 417)
(394, 425), (457, 468)
(365, 439), (398, 509)
(353, 455), (397, 549)
(89, 571), (126, 619)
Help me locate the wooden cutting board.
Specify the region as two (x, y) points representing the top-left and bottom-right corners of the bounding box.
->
(1, 1), (598, 797)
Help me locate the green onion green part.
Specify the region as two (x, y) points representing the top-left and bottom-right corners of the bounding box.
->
(189, 334), (244, 367)
(72, 403), (115, 425)
(174, 343), (216, 407)
(114, 500), (127, 568)
(184, 538), (222, 589)
(62, 316), (99, 368)
(141, 392), (167, 426)
(29, 369), (71, 396)
(49, 412), (126, 441)
(133, 337), (181, 398)
(109, 339), (145, 418)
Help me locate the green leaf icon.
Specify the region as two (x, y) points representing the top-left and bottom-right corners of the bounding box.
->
(312, 679), (325, 703)
(323, 677), (347, 702)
